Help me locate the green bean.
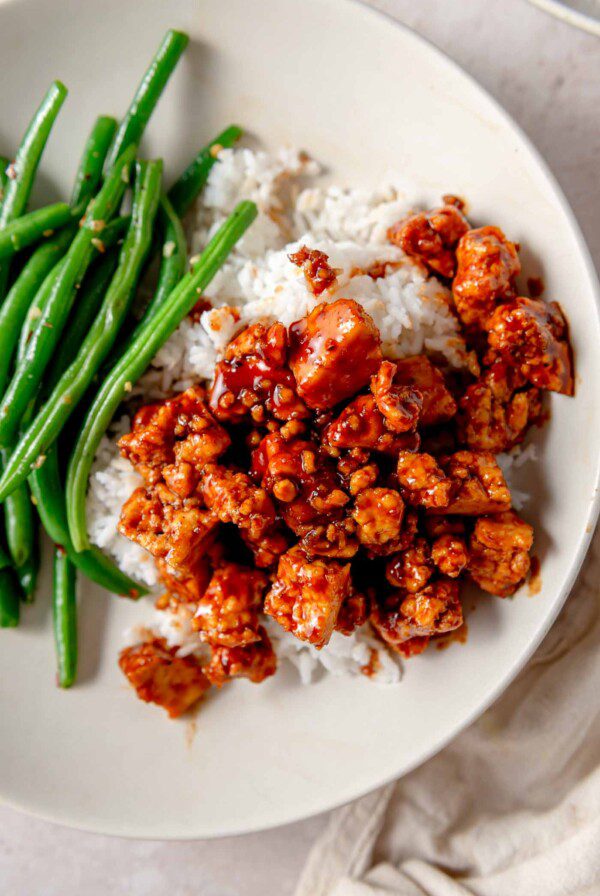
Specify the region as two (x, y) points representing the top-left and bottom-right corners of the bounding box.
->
(117, 127), (243, 330)
(0, 81), (68, 298)
(71, 116), (117, 208)
(0, 145), (136, 449)
(26, 255), (120, 597)
(104, 30), (188, 173)
(0, 226), (74, 396)
(15, 217), (129, 368)
(0, 161), (162, 496)
(0, 202), (74, 260)
(44, 215), (131, 395)
(53, 547), (77, 687)
(88, 214), (130, 251)
(1, 447), (34, 567)
(2, 115), (124, 388)
(66, 199), (257, 552)
(1, 277), (48, 577)
(1, 295), (44, 575)
(0, 156), (10, 208)
(29, 447), (146, 597)
(103, 195), (185, 366)
(108, 127), (242, 361)
(142, 194), (187, 321)
(47, 252), (119, 392)
(0, 566), (21, 627)
(0, 543), (11, 570)
(0, 82), (67, 224)
(168, 125), (243, 218)
(17, 536), (39, 603)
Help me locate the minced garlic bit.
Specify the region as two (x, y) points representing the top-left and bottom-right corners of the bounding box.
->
(124, 381), (133, 393)
(121, 165), (130, 183)
(210, 143), (223, 158)
(6, 163), (17, 180)
(30, 494), (38, 506)
(91, 237), (105, 253)
(29, 306), (42, 320)
(90, 219), (105, 233)
(189, 253), (201, 268)
(32, 454), (46, 470)
(163, 240), (176, 258)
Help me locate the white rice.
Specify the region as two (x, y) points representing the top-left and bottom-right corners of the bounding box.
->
(87, 144), (532, 685)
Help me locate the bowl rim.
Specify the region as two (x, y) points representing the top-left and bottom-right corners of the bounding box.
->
(525, 0), (600, 37)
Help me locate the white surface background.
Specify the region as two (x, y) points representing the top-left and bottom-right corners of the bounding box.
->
(0, 0), (598, 893)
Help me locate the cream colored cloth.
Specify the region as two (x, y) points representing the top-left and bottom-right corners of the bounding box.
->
(295, 530), (600, 896)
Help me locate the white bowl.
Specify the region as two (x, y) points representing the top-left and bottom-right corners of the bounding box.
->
(0, 0), (598, 839)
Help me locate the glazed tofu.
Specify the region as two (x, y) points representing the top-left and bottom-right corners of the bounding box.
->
(437, 450), (511, 515)
(352, 487), (405, 552)
(392, 356), (457, 426)
(370, 360), (423, 433)
(323, 395), (420, 454)
(118, 483), (219, 573)
(486, 297), (573, 395)
(453, 226), (520, 328)
(387, 203), (469, 278)
(371, 578), (463, 657)
(396, 450), (453, 509)
(155, 557), (212, 609)
(200, 464), (276, 541)
(289, 245), (338, 296)
(118, 385), (230, 496)
(300, 517), (359, 560)
(241, 525), (290, 569)
(119, 638), (210, 718)
(334, 589), (369, 635)
(252, 433), (349, 536)
(458, 374), (542, 454)
(385, 538), (433, 593)
(468, 510), (533, 597)
(430, 534), (469, 578)
(264, 546), (351, 647)
(209, 321), (308, 423)
(192, 563), (267, 647)
(288, 299), (382, 409)
(205, 626), (277, 686)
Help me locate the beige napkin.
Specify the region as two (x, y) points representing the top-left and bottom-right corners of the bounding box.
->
(295, 529), (600, 896)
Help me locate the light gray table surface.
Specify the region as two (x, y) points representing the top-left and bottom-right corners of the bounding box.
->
(1, 1), (598, 894)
